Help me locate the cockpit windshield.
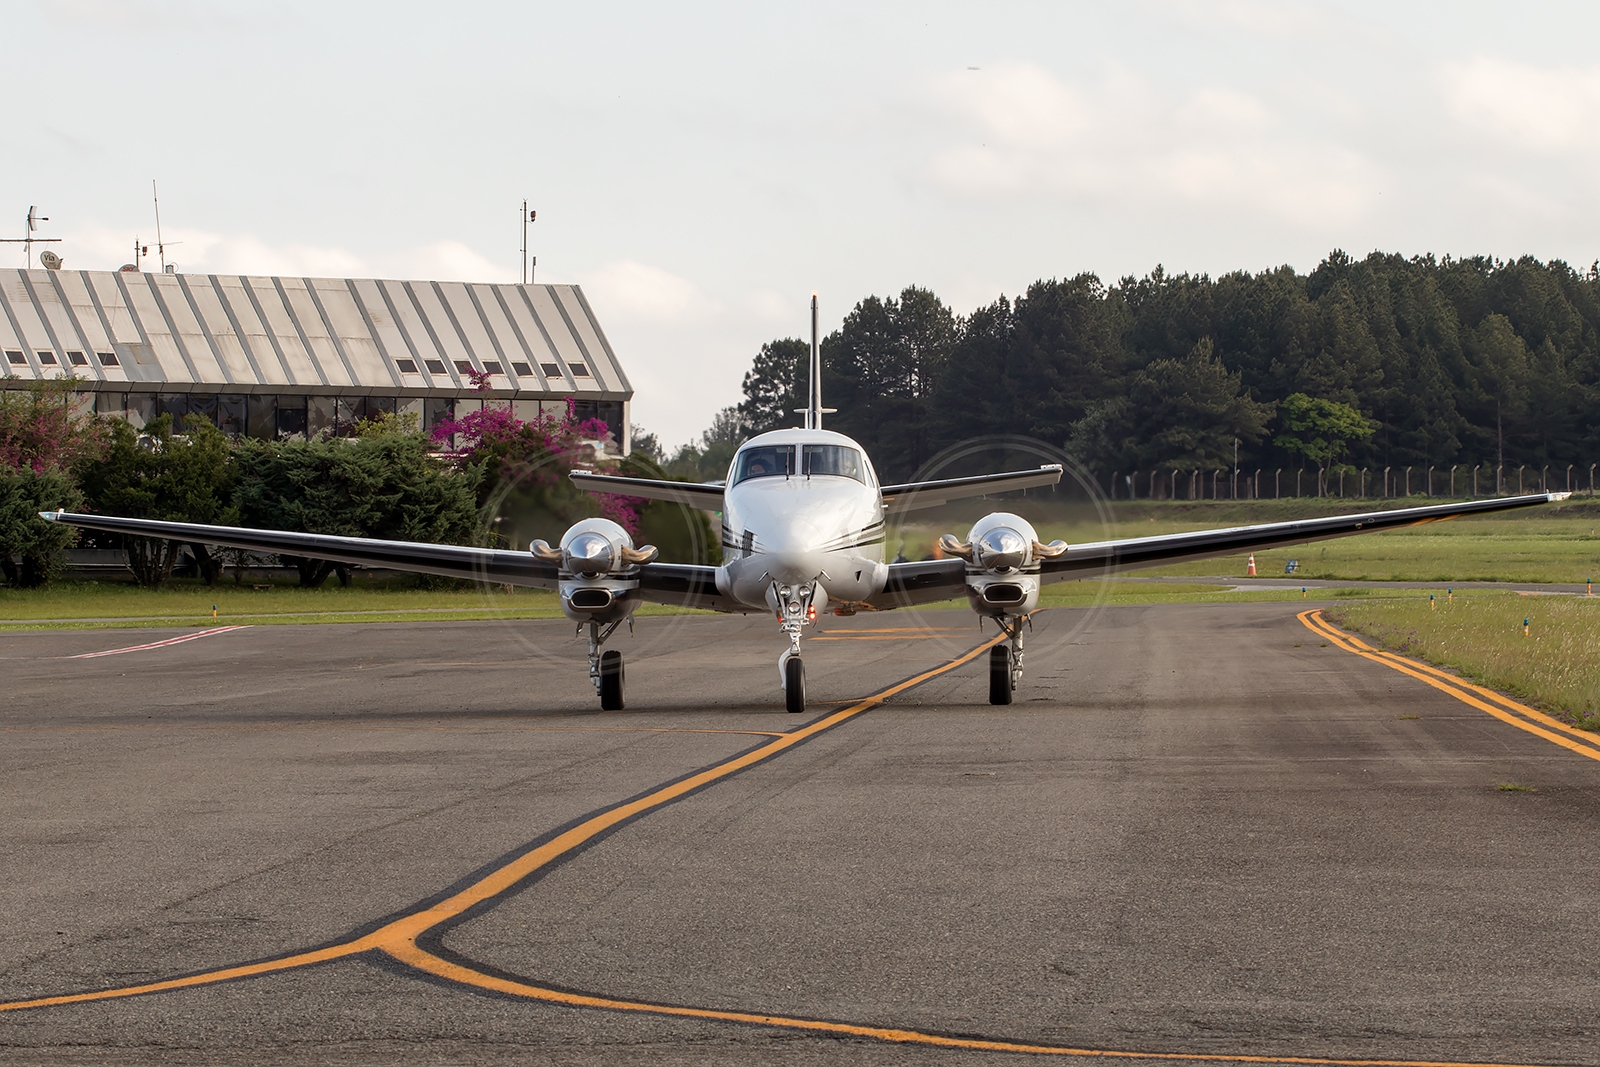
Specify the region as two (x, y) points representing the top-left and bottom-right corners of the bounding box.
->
(732, 445), (795, 485)
(803, 444), (866, 483)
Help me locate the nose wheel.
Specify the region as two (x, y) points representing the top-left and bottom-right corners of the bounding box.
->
(987, 615), (1028, 705)
(784, 655), (806, 714)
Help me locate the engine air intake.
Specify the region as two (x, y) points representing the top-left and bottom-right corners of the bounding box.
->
(567, 588), (614, 611)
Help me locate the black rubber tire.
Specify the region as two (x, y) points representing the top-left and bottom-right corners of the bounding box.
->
(599, 649), (625, 711)
(989, 645), (1013, 705)
(784, 656), (806, 714)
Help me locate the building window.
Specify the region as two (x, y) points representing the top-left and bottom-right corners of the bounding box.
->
(5, 351), (23, 365)
(188, 394), (219, 429)
(67, 352), (88, 366)
(540, 362), (562, 377)
(37, 351), (56, 365)
(426, 359), (447, 374)
(483, 361), (503, 374)
(396, 358), (418, 374)
(97, 352), (118, 366)
(246, 395), (278, 440)
(454, 360), (473, 374)
(568, 363), (590, 377)
(424, 397), (454, 434)
(571, 400), (623, 437)
(218, 395), (246, 437)
(277, 396), (308, 439)
(158, 394), (189, 422)
(511, 362), (532, 376)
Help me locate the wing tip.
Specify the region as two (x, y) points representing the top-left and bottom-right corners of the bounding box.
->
(1548, 491), (1573, 502)
(38, 510), (64, 523)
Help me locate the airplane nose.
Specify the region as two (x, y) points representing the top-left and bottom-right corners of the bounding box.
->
(761, 518), (826, 584)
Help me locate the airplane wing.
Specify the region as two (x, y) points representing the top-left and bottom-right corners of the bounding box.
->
(40, 512), (563, 588)
(881, 465), (1064, 511)
(868, 493), (1567, 607)
(38, 512), (737, 611)
(569, 471), (724, 509)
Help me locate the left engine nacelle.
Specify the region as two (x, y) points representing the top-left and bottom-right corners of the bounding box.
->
(938, 512), (1067, 617)
(533, 517), (658, 624)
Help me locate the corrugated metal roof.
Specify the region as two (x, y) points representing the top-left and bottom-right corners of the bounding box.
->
(0, 269), (631, 399)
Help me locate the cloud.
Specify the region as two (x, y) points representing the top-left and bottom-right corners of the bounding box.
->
(52, 224), (519, 282)
(925, 63), (1381, 226)
(1440, 57), (1600, 155)
(380, 240), (510, 284)
(579, 259), (721, 324)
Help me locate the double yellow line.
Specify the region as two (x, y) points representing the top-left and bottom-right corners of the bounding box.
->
(1298, 610), (1600, 764)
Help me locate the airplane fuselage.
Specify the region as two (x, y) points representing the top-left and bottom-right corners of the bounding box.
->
(716, 428), (889, 615)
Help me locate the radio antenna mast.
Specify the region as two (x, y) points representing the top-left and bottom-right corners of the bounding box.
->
(152, 181), (180, 273)
(521, 203), (536, 284)
(1, 207), (62, 268)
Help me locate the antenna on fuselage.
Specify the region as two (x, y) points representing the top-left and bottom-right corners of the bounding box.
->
(809, 293), (821, 430)
(796, 292), (835, 430)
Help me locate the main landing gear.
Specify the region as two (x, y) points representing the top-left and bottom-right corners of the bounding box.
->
(586, 619), (628, 711)
(988, 615), (1028, 706)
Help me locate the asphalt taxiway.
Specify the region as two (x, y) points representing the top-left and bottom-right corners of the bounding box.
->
(1, 603), (1597, 1065)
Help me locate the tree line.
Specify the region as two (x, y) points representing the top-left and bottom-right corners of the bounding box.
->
(659, 251), (1600, 490)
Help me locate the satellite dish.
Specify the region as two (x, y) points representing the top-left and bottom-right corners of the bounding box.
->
(119, 263), (139, 273)
(38, 250), (62, 270)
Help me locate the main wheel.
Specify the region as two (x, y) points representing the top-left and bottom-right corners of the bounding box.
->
(599, 649), (625, 710)
(784, 656), (806, 714)
(988, 645), (1013, 705)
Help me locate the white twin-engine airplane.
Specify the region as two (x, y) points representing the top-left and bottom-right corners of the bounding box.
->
(44, 296), (1564, 714)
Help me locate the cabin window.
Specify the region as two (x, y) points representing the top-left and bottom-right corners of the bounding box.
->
(732, 445), (795, 485)
(803, 444), (865, 483)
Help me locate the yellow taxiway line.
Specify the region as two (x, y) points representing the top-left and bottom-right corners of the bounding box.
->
(0, 632), (1004, 1015)
(1299, 610), (1600, 763)
(3, 618), (1584, 1067)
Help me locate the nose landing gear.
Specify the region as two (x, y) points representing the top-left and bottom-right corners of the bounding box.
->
(586, 619), (628, 711)
(773, 580), (819, 713)
(988, 615), (1027, 706)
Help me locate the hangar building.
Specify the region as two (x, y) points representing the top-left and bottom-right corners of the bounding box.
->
(0, 267), (631, 450)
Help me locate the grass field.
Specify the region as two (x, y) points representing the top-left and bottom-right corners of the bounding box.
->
(0, 577), (583, 630)
(895, 497), (1600, 584)
(6, 496), (1596, 630)
(1325, 595), (1600, 731)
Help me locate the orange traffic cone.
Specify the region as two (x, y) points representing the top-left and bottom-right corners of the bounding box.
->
(1246, 553), (1256, 577)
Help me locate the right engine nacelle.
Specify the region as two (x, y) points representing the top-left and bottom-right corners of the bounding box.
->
(938, 512), (1068, 618)
(532, 517), (658, 624)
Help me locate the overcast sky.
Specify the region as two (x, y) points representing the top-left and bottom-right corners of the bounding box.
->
(7, 1), (1599, 446)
